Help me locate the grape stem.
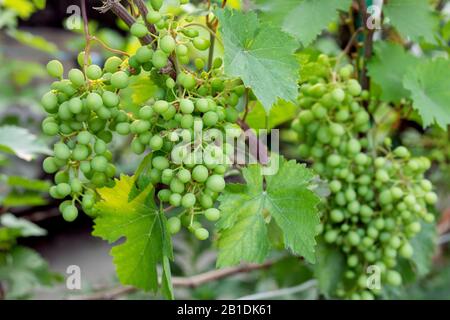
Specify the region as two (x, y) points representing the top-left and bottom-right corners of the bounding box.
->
(357, 0), (375, 90)
(80, 0), (91, 72)
(67, 259), (277, 300)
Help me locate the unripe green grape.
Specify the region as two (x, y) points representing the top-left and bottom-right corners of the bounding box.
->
(206, 175), (225, 192)
(70, 178), (83, 194)
(346, 231), (360, 246)
(425, 192), (438, 205)
(385, 270), (402, 286)
(82, 193), (95, 209)
(86, 92), (103, 110)
(160, 35), (176, 54)
(94, 139), (106, 154)
(167, 216), (181, 234)
(91, 155), (108, 172)
(196, 98), (209, 112)
(130, 23), (148, 38)
(330, 209), (344, 223)
(135, 46), (153, 64)
(324, 230), (338, 243)
(194, 58), (205, 70)
(131, 138), (145, 154)
(43, 157), (59, 173)
(128, 55), (141, 69)
(146, 10), (162, 24)
(162, 105), (177, 120)
(347, 139), (361, 154)
(104, 56), (122, 73)
(41, 91), (59, 113)
(176, 44), (188, 57)
(331, 88), (345, 102)
(150, 0), (163, 10)
(178, 72), (196, 90)
(203, 111), (219, 127)
(102, 91), (119, 108)
(42, 121), (59, 136)
(91, 172), (107, 186)
(153, 100), (169, 113)
(170, 178), (185, 194)
(199, 194), (213, 208)
(192, 165), (209, 182)
(54, 142), (71, 160)
(213, 57), (223, 69)
(72, 144), (89, 161)
(152, 156), (169, 171)
(180, 99), (194, 114)
(149, 135), (163, 151)
(62, 204), (78, 222)
(86, 64), (103, 80)
(204, 208), (220, 221)
(176, 169), (191, 183)
(46, 60), (64, 78)
(56, 183), (71, 197)
(77, 51), (91, 67)
(111, 71), (129, 89)
(115, 122), (130, 135)
(181, 193), (196, 208)
(194, 228), (209, 240)
(193, 37), (210, 51)
(311, 103), (327, 119)
(68, 68), (85, 87)
(68, 97), (82, 114)
(152, 50), (168, 69)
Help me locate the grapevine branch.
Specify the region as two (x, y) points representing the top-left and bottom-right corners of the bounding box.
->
(358, 0), (375, 90)
(68, 260), (275, 300)
(95, 0), (154, 46)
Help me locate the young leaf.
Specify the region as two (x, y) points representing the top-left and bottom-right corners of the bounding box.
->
(215, 9), (299, 112)
(403, 59), (450, 130)
(384, 0), (438, 44)
(409, 222), (437, 277)
(93, 175), (174, 298)
(314, 243), (345, 297)
(367, 42), (419, 103)
(217, 156), (320, 267)
(0, 213), (47, 238)
(245, 100), (297, 130)
(255, 0), (352, 47)
(0, 246), (61, 299)
(0, 125), (51, 161)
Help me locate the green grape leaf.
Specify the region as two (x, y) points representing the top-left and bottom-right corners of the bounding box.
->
(245, 100), (297, 130)
(384, 0), (438, 44)
(217, 156), (320, 267)
(254, 0), (352, 47)
(93, 175), (173, 298)
(410, 222), (437, 277)
(367, 42), (419, 103)
(403, 59), (450, 130)
(32, 0), (46, 10)
(6, 175), (51, 192)
(0, 246), (61, 299)
(215, 9), (299, 112)
(314, 243), (345, 297)
(0, 126), (51, 161)
(7, 30), (58, 54)
(2, 192), (48, 207)
(0, 213), (47, 238)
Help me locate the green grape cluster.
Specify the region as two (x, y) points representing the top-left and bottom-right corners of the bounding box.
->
(41, 54), (133, 222)
(41, 0), (245, 241)
(291, 55), (437, 300)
